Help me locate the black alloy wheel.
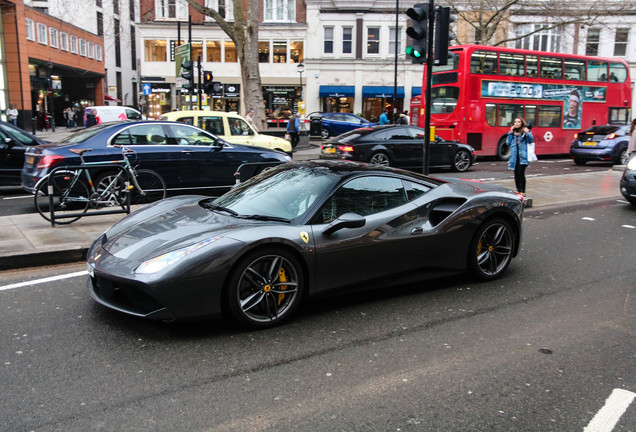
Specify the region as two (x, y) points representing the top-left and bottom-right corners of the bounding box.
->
(468, 218), (515, 281)
(227, 248), (304, 329)
(452, 149), (472, 172)
(369, 152), (391, 167)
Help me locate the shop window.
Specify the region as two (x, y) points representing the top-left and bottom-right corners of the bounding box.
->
(290, 41), (303, 63)
(191, 40), (203, 63)
(259, 41), (270, 63)
(537, 105), (562, 128)
(206, 41), (222, 62)
(225, 41), (238, 62)
(144, 40), (167, 62)
(273, 41), (287, 63)
(564, 59), (585, 80)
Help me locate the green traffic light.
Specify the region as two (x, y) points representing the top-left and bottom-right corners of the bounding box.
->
(405, 46), (422, 58)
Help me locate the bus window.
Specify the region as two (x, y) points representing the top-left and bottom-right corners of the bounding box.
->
(537, 105), (562, 128)
(524, 105), (537, 127)
(498, 104), (524, 127)
(485, 104), (497, 127)
(500, 53), (525, 77)
(540, 56), (563, 79)
(433, 52), (460, 72)
(564, 59), (586, 80)
(587, 61), (608, 82)
(470, 50), (498, 75)
(609, 107), (631, 124)
(526, 55), (538, 77)
(431, 86), (459, 114)
(609, 63), (627, 83)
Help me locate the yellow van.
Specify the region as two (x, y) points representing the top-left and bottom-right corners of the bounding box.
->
(158, 110), (292, 154)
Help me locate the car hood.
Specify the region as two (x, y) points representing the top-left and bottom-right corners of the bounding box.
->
(100, 196), (248, 261)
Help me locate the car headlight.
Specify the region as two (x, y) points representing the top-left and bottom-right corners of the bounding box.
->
(134, 237), (220, 274)
(628, 156), (636, 170)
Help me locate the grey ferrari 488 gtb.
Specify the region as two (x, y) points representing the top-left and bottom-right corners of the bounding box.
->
(87, 160), (524, 329)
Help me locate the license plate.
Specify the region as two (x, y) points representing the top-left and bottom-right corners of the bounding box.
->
(582, 142), (597, 146)
(323, 147), (336, 154)
(86, 263), (95, 277)
(26, 156), (34, 165)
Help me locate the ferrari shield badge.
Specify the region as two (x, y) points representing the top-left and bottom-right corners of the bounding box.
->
(299, 231), (309, 244)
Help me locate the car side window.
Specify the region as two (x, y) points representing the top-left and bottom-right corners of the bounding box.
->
(317, 176), (408, 223)
(229, 117), (252, 136)
(176, 117), (195, 125)
(167, 124), (216, 146)
(406, 128), (425, 139)
(404, 180), (432, 200)
(200, 117), (224, 135)
(124, 124), (168, 145)
(125, 109), (142, 120)
(386, 128), (414, 140)
(111, 129), (133, 146)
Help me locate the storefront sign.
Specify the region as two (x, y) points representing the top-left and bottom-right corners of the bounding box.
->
(224, 84), (240, 98)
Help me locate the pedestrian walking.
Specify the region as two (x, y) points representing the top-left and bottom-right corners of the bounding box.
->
(379, 109), (390, 125)
(6, 104), (18, 126)
(245, 109), (258, 132)
(628, 118), (636, 157)
(286, 113), (300, 149)
(397, 110), (409, 125)
(507, 117), (534, 196)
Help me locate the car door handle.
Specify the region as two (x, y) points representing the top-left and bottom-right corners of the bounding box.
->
(411, 227), (423, 235)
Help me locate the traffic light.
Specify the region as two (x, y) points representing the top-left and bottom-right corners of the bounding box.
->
(406, 3), (429, 64)
(203, 70), (214, 93)
(181, 60), (194, 90)
(434, 6), (457, 66)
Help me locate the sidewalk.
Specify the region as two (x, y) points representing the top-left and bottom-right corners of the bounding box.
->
(0, 138), (627, 271)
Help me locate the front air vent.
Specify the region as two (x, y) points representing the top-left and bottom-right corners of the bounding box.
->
(429, 198), (466, 226)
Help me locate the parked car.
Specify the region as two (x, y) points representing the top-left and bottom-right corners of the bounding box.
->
(0, 121), (48, 186)
(620, 153), (636, 205)
(21, 121), (291, 196)
(320, 125), (476, 172)
(158, 110), (292, 154)
(86, 160), (524, 329)
(83, 106), (142, 125)
(569, 124), (630, 166)
(319, 112), (377, 139)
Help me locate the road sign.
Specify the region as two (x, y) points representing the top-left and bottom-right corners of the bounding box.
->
(142, 83), (152, 95)
(175, 43), (191, 77)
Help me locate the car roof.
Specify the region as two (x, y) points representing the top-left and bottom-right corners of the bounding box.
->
(161, 110), (241, 117)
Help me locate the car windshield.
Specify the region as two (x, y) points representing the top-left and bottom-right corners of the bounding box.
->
(211, 165), (339, 221)
(58, 123), (112, 143)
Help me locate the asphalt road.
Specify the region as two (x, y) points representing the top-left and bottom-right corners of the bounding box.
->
(1, 201), (634, 431)
(0, 157), (617, 216)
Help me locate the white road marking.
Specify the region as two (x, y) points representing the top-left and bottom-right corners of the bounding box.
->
(582, 217), (596, 221)
(0, 270), (87, 292)
(2, 195), (32, 200)
(622, 225), (635, 229)
(584, 388), (635, 432)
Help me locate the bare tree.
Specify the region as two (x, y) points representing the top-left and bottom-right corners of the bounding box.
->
(445, 0), (636, 47)
(184, 0), (266, 129)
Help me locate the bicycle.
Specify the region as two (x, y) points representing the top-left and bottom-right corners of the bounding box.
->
(34, 145), (167, 224)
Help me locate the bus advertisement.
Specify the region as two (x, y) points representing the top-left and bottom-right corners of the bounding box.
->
(411, 44), (632, 160)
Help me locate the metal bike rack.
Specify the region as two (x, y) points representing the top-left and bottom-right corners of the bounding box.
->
(46, 163), (131, 227)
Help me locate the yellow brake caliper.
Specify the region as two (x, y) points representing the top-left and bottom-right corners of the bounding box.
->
(277, 267), (288, 306)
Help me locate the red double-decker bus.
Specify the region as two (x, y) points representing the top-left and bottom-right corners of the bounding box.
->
(411, 44), (632, 159)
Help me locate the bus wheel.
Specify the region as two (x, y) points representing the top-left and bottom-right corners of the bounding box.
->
(496, 138), (510, 161)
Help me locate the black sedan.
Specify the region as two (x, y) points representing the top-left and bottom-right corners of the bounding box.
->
(21, 121), (291, 195)
(86, 160), (524, 329)
(0, 121), (47, 185)
(620, 153), (636, 205)
(569, 124), (630, 166)
(320, 125), (476, 172)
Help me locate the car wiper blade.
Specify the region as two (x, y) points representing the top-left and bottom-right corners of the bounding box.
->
(239, 214), (291, 223)
(203, 203), (239, 216)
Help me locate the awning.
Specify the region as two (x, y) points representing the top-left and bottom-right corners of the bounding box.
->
(362, 86), (405, 98)
(105, 94), (121, 102)
(319, 85), (355, 98)
(411, 87), (422, 97)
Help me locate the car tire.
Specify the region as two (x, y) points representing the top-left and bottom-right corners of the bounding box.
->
(627, 196), (636, 206)
(369, 152), (391, 167)
(321, 128), (330, 139)
(95, 171), (128, 209)
(496, 137), (510, 161)
(617, 148), (629, 166)
(574, 158), (586, 166)
(226, 248), (305, 329)
(451, 149), (472, 172)
(468, 218), (515, 281)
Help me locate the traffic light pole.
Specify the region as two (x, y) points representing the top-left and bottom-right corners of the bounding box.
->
(423, 0), (434, 176)
(197, 55), (202, 110)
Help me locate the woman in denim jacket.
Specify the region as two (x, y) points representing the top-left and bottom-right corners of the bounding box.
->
(507, 117), (534, 196)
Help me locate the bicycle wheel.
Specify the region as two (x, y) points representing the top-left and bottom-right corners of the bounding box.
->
(34, 172), (90, 224)
(131, 169), (166, 204)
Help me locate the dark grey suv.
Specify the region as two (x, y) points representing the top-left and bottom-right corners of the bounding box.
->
(0, 121), (47, 185)
(569, 124), (630, 166)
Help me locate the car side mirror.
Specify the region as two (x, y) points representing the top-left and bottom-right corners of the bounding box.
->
(3, 137), (15, 148)
(212, 138), (225, 149)
(323, 212), (366, 235)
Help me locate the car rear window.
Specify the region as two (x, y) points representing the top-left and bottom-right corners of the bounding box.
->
(583, 125), (622, 135)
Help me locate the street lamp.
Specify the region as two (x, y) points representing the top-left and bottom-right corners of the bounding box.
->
(296, 62), (305, 106)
